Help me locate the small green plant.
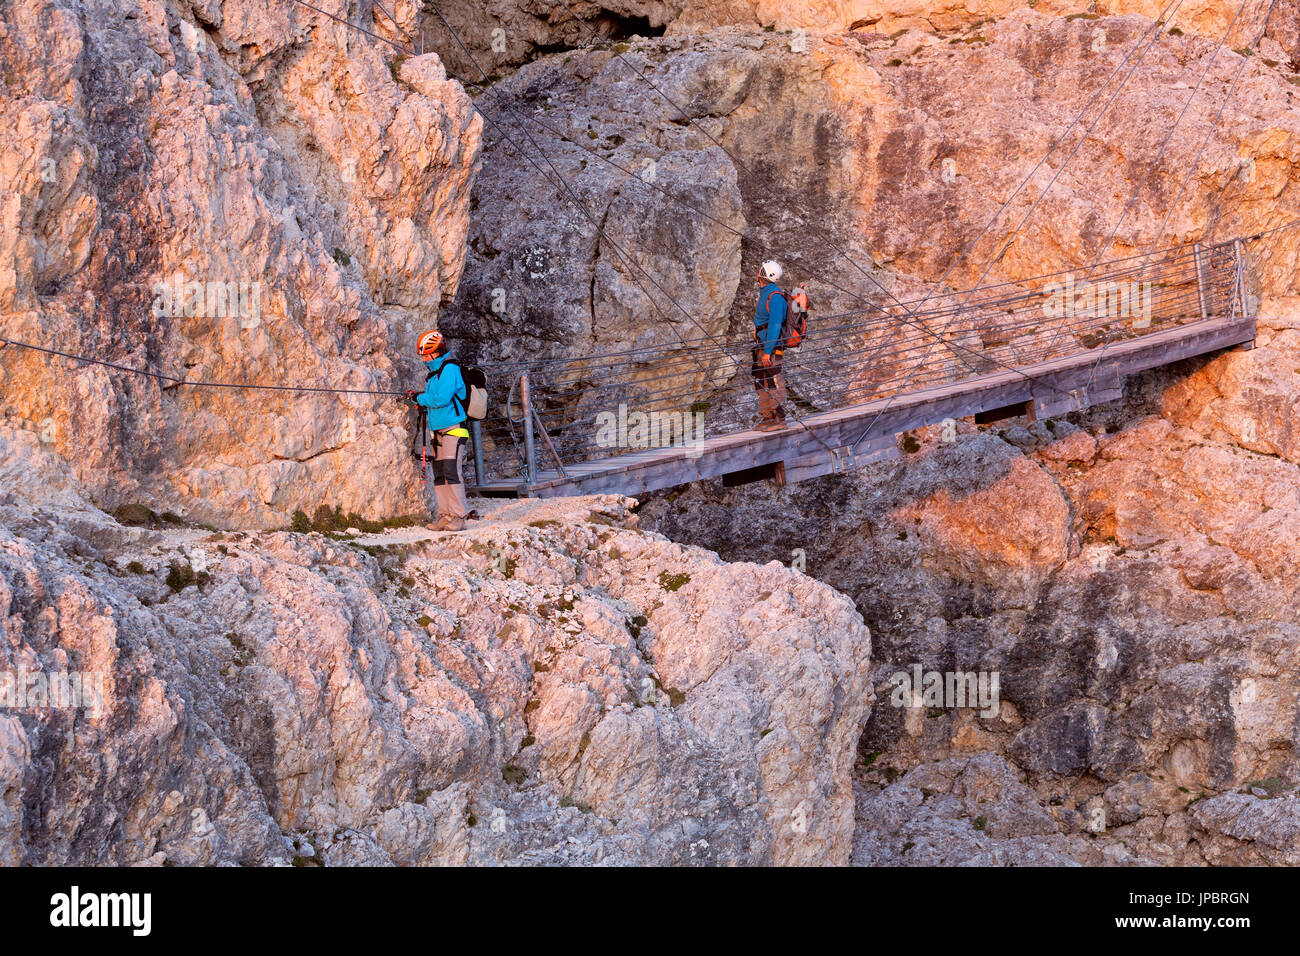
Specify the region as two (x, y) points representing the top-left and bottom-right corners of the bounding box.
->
(332, 248), (351, 267)
(126, 561), (146, 575)
(288, 505), (418, 535)
(165, 561), (209, 593)
(227, 633), (254, 668)
(113, 503), (156, 527)
(901, 434), (922, 453)
(502, 764), (526, 785)
(559, 795), (594, 813)
(627, 614), (647, 638)
(658, 571), (690, 592)
(1247, 776), (1291, 798)
(972, 815), (987, 831)
(416, 615), (434, 628)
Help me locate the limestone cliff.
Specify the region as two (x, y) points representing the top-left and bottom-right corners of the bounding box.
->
(0, 486), (871, 865)
(422, 0), (1300, 74)
(1, 0), (480, 528)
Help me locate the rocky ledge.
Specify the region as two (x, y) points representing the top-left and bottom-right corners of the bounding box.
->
(0, 461), (871, 865)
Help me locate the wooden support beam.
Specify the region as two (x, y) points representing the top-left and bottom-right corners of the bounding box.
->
(782, 434), (900, 484)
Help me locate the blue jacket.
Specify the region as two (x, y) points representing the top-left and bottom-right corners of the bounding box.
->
(754, 282), (787, 356)
(417, 355), (468, 432)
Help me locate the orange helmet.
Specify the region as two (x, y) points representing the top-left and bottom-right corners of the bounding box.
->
(417, 330), (444, 358)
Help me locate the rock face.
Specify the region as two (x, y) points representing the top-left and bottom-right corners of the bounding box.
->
(0, 0), (481, 529)
(665, 0), (1300, 44)
(421, 0), (683, 77)
(425, 0), (1300, 73)
(0, 488), (871, 865)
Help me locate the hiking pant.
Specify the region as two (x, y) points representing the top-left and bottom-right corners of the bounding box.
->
(431, 428), (469, 520)
(751, 346), (787, 421)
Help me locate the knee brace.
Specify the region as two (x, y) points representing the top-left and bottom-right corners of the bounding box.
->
(435, 457), (462, 485)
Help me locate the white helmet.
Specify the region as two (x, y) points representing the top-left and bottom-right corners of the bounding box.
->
(759, 260), (783, 283)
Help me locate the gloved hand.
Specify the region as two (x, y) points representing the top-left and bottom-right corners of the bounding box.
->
(405, 389), (419, 404)
(758, 352), (772, 367)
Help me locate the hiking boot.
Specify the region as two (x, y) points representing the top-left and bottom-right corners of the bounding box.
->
(433, 515), (467, 532)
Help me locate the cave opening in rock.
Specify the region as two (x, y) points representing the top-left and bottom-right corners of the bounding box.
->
(591, 12), (666, 44)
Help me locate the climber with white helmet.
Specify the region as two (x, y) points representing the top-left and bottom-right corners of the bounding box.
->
(752, 260), (789, 431)
(407, 329), (470, 531)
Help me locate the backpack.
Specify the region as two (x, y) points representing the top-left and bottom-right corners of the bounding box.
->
(428, 360), (489, 422)
(765, 283), (809, 349)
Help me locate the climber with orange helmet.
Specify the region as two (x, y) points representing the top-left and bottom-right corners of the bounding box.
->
(407, 330), (470, 531)
(752, 260), (789, 431)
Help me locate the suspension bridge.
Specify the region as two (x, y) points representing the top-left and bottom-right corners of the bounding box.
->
(468, 238), (1257, 497)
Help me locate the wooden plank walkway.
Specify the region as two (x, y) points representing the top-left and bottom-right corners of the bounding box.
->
(471, 313), (1256, 498)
